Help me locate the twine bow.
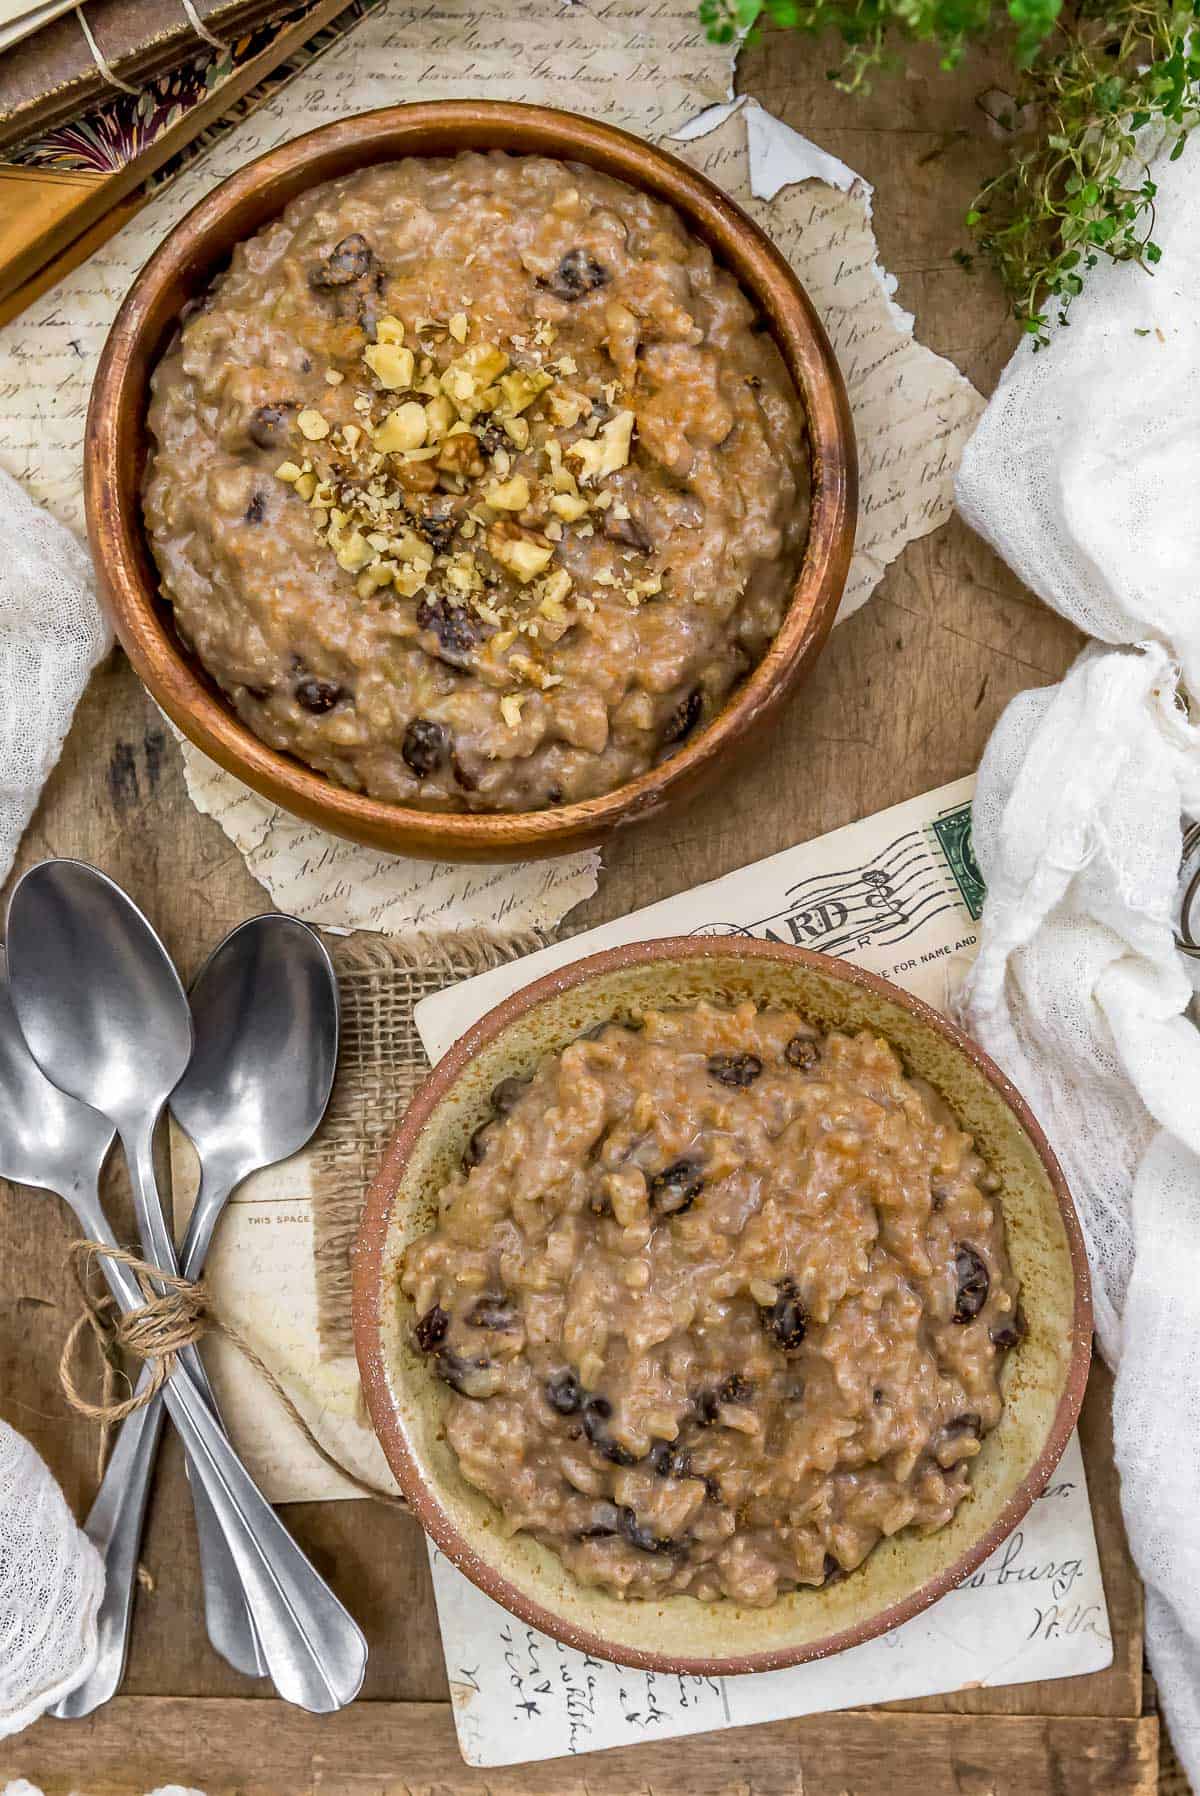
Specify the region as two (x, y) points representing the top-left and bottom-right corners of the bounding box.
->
(62, 1240), (404, 1505)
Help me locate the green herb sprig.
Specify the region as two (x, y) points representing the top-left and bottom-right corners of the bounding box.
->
(699, 0), (1200, 343)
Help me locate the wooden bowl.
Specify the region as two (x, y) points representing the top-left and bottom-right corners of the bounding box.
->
(86, 101), (856, 863)
(353, 936), (1092, 1674)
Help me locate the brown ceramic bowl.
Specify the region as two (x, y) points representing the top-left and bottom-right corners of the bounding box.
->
(86, 100), (855, 863)
(353, 936), (1092, 1674)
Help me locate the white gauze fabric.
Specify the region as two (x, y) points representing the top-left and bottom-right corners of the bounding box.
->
(956, 134), (1200, 1778)
(0, 1422), (104, 1738)
(0, 466), (111, 1731)
(0, 464), (111, 873)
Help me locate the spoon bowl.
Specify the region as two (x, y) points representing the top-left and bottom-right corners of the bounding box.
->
(0, 946), (114, 1205)
(173, 914), (339, 1217)
(7, 859), (193, 1138)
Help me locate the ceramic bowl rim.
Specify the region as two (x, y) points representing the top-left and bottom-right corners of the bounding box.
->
(352, 933), (1093, 1675)
(85, 99), (856, 862)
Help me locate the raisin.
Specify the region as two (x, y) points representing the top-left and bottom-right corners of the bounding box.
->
(490, 1076), (527, 1117)
(702, 1474), (722, 1502)
(402, 717), (450, 778)
(719, 1373), (753, 1406)
(618, 1506), (681, 1555)
(872, 1387), (886, 1405)
(545, 1369), (583, 1415)
(247, 404), (292, 450)
(603, 511), (652, 552)
(543, 248), (609, 300)
(244, 491), (267, 524)
(295, 676), (344, 713)
(414, 508), (459, 555)
(546, 784), (565, 806)
(414, 1304), (449, 1353)
(357, 273), (387, 340)
(475, 420), (511, 457)
(466, 1295), (517, 1331)
(946, 1413), (983, 1437)
(649, 1442), (691, 1480)
(990, 1306), (1027, 1352)
(707, 1052), (762, 1088)
(416, 595), (481, 666)
(577, 1502), (621, 1540)
(434, 1349), (492, 1397)
(462, 1122), (492, 1169)
(309, 232), (373, 288)
(648, 1159), (704, 1218)
(821, 1553), (845, 1585)
(662, 688), (703, 747)
(452, 753), (478, 792)
(953, 1243), (990, 1324)
(243, 684), (271, 702)
(693, 1390), (720, 1427)
(784, 1035), (820, 1070)
(761, 1277), (807, 1351)
(583, 1396), (638, 1466)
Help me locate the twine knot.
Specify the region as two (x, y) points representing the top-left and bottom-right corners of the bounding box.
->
(61, 1238), (404, 1505)
(61, 1241), (211, 1423)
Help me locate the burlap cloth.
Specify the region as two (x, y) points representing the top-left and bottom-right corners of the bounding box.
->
(311, 930), (546, 1359)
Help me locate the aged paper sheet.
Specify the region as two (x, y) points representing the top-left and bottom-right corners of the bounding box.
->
(185, 775), (1110, 1762)
(0, 0), (982, 931)
(413, 773), (1110, 1766)
(432, 1434), (1109, 1766)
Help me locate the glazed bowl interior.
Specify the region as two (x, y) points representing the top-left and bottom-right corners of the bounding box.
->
(86, 101), (856, 862)
(354, 937), (1091, 1674)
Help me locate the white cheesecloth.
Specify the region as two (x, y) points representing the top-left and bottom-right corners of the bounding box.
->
(0, 1424), (104, 1739)
(956, 134), (1200, 1779)
(0, 465), (110, 1733)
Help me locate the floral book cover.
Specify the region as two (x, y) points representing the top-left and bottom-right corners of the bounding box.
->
(0, 0), (380, 321)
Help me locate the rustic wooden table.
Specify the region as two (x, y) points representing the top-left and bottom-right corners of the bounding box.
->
(0, 25), (1159, 1795)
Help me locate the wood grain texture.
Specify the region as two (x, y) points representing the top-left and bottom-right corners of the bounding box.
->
(1, 1700), (1160, 1796)
(0, 23), (1150, 1793)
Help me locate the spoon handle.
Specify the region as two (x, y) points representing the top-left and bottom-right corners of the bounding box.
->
(69, 1176), (368, 1712)
(50, 1365), (167, 1718)
(178, 1171), (269, 1680)
(123, 1123), (367, 1710)
(53, 1165), (269, 1707)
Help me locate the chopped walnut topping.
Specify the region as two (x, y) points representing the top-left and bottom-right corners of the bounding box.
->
(488, 521), (555, 583)
(483, 474), (531, 511)
(297, 409), (331, 441)
(373, 402), (428, 453)
(364, 342), (415, 390)
(567, 409), (635, 483)
(437, 431), (486, 478)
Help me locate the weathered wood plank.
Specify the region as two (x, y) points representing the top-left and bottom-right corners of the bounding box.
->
(1, 1700), (1159, 1796)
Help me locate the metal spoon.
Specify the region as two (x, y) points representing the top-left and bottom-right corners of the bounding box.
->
(6, 860), (366, 1713)
(173, 914), (340, 1678)
(53, 914), (340, 1710)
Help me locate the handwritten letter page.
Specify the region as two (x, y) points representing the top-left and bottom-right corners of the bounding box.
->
(415, 776), (1111, 1766)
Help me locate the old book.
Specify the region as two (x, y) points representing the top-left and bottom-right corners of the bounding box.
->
(0, 0), (377, 322)
(0, 0), (316, 151)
